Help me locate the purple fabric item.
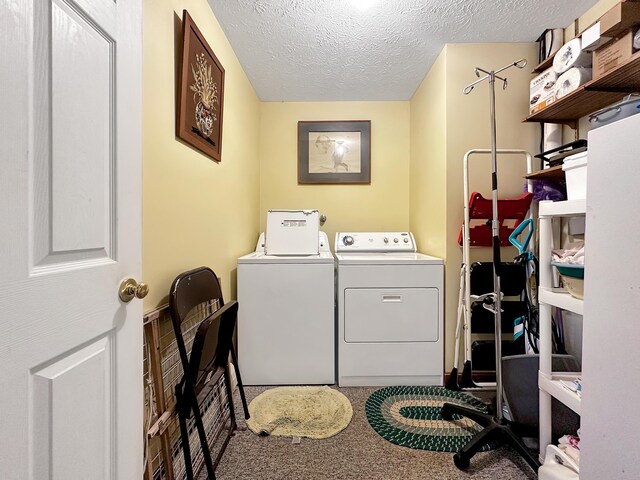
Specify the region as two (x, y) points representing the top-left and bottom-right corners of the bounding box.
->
(532, 179), (566, 201)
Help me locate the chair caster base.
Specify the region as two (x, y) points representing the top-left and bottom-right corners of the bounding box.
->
(441, 406), (454, 421)
(453, 452), (470, 470)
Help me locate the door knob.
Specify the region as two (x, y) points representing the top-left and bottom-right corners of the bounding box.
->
(119, 278), (149, 303)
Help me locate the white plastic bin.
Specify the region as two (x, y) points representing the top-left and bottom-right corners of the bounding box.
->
(562, 152), (587, 200)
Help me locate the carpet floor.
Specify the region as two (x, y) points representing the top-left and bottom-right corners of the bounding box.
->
(200, 386), (537, 480)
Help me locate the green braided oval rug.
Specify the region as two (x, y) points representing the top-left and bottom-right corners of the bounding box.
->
(365, 386), (495, 452)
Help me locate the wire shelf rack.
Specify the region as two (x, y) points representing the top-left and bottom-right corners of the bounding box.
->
(143, 301), (231, 480)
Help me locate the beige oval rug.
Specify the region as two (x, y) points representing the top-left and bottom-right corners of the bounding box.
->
(246, 386), (353, 439)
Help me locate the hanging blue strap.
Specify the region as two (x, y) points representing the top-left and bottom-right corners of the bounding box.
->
(514, 316), (525, 341)
(509, 218), (533, 255)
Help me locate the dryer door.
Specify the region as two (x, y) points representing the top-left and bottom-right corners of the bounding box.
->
(344, 288), (439, 342)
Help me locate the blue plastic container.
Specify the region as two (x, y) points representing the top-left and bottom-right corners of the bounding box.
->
(551, 262), (584, 279)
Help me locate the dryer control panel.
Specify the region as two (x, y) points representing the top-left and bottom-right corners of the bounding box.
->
(335, 232), (417, 253)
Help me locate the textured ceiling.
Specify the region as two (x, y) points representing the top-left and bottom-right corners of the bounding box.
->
(207, 0), (598, 101)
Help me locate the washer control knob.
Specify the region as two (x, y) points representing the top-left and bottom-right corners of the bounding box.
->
(404, 237), (409, 243)
(383, 237), (389, 244)
(343, 235), (354, 246)
(393, 238), (399, 243)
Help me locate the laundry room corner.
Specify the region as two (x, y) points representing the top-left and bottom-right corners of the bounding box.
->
(410, 42), (540, 372)
(409, 47), (448, 261)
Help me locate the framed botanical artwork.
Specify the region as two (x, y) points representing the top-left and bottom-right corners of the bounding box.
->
(177, 10), (225, 162)
(298, 121), (371, 184)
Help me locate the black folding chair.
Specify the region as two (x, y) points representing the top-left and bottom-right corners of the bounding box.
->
(169, 267), (250, 480)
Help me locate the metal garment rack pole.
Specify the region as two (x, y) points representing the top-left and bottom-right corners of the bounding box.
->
(441, 58), (540, 472)
(463, 59), (527, 421)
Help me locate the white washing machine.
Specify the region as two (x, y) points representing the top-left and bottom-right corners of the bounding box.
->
(335, 232), (444, 387)
(237, 210), (335, 385)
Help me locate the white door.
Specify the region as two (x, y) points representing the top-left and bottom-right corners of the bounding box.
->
(0, 1), (142, 479)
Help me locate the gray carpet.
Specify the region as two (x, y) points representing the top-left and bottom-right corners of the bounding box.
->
(201, 386), (537, 480)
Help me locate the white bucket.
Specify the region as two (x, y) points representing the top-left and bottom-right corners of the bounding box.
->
(562, 152), (587, 200)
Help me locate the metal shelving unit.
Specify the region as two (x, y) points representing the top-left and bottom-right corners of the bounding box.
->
(538, 199), (585, 461)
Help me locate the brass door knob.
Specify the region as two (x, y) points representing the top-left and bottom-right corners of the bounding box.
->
(119, 278), (149, 303)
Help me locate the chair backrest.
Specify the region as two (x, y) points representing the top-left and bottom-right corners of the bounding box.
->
(502, 354), (581, 434)
(189, 302), (238, 386)
(169, 267), (229, 386)
(170, 267), (224, 327)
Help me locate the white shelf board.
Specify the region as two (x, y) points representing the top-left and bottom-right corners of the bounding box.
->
(539, 372), (582, 415)
(539, 199), (586, 217)
(539, 287), (584, 315)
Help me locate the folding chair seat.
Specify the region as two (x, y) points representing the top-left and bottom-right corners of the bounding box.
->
(169, 267), (249, 480)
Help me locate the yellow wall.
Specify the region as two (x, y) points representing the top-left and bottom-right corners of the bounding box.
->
(143, 0), (261, 308)
(411, 43), (539, 369)
(410, 48), (448, 260)
(565, 0), (620, 41)
(259, 102), (411, 245)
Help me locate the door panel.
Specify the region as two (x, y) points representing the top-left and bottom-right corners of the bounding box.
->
(32, 336), (113, 480)
(0, 0), (142, 478)
(51, 0), (113, 254)
(33, 0), (117, 269)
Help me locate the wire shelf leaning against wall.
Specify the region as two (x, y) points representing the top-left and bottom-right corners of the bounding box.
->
(143, 301), (232, 480)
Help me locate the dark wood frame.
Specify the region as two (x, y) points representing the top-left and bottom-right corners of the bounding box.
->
(298, 120), (371, 184)
(177, 10), (225, 162)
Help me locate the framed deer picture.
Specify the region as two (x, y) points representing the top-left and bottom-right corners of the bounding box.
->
(297, 121), (371, 184)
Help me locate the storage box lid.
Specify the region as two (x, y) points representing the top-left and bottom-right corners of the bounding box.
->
(265, 209), (320, 255)
(562, 151), (588, 170)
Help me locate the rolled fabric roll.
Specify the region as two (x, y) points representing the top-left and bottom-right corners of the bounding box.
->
(555, 68), (593, 99)
(540, 28), (565, 60)
(553, 38), (592, 74)
(547, 28), (565, 58)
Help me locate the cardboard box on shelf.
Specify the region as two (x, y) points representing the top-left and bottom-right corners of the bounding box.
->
(582, 22), (612, 52)
(599, 1), (640, 38)
(530, 67), (558, 113)
(593, 29), (637, 79)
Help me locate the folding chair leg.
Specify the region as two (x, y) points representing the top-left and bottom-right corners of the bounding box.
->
(176, 388), (194, 480)
(229, 345), (250, 419)
(223, 368), (238, 432)
(189, 387), (216, 480)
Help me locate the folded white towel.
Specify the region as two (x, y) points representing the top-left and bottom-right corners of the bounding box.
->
(552, 242), (585, 265)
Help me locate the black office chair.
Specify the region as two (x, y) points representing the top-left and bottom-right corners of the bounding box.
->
(441, 354), (580, 471)
(169, 267), (250, 480)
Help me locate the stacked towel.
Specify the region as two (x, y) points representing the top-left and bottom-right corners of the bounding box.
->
(558, 433), (581, 466)
(552, 242), (585, 265)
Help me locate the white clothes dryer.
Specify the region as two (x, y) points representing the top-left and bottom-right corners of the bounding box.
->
(238, 228), (335, 385)
(335, 232), (444, 386)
